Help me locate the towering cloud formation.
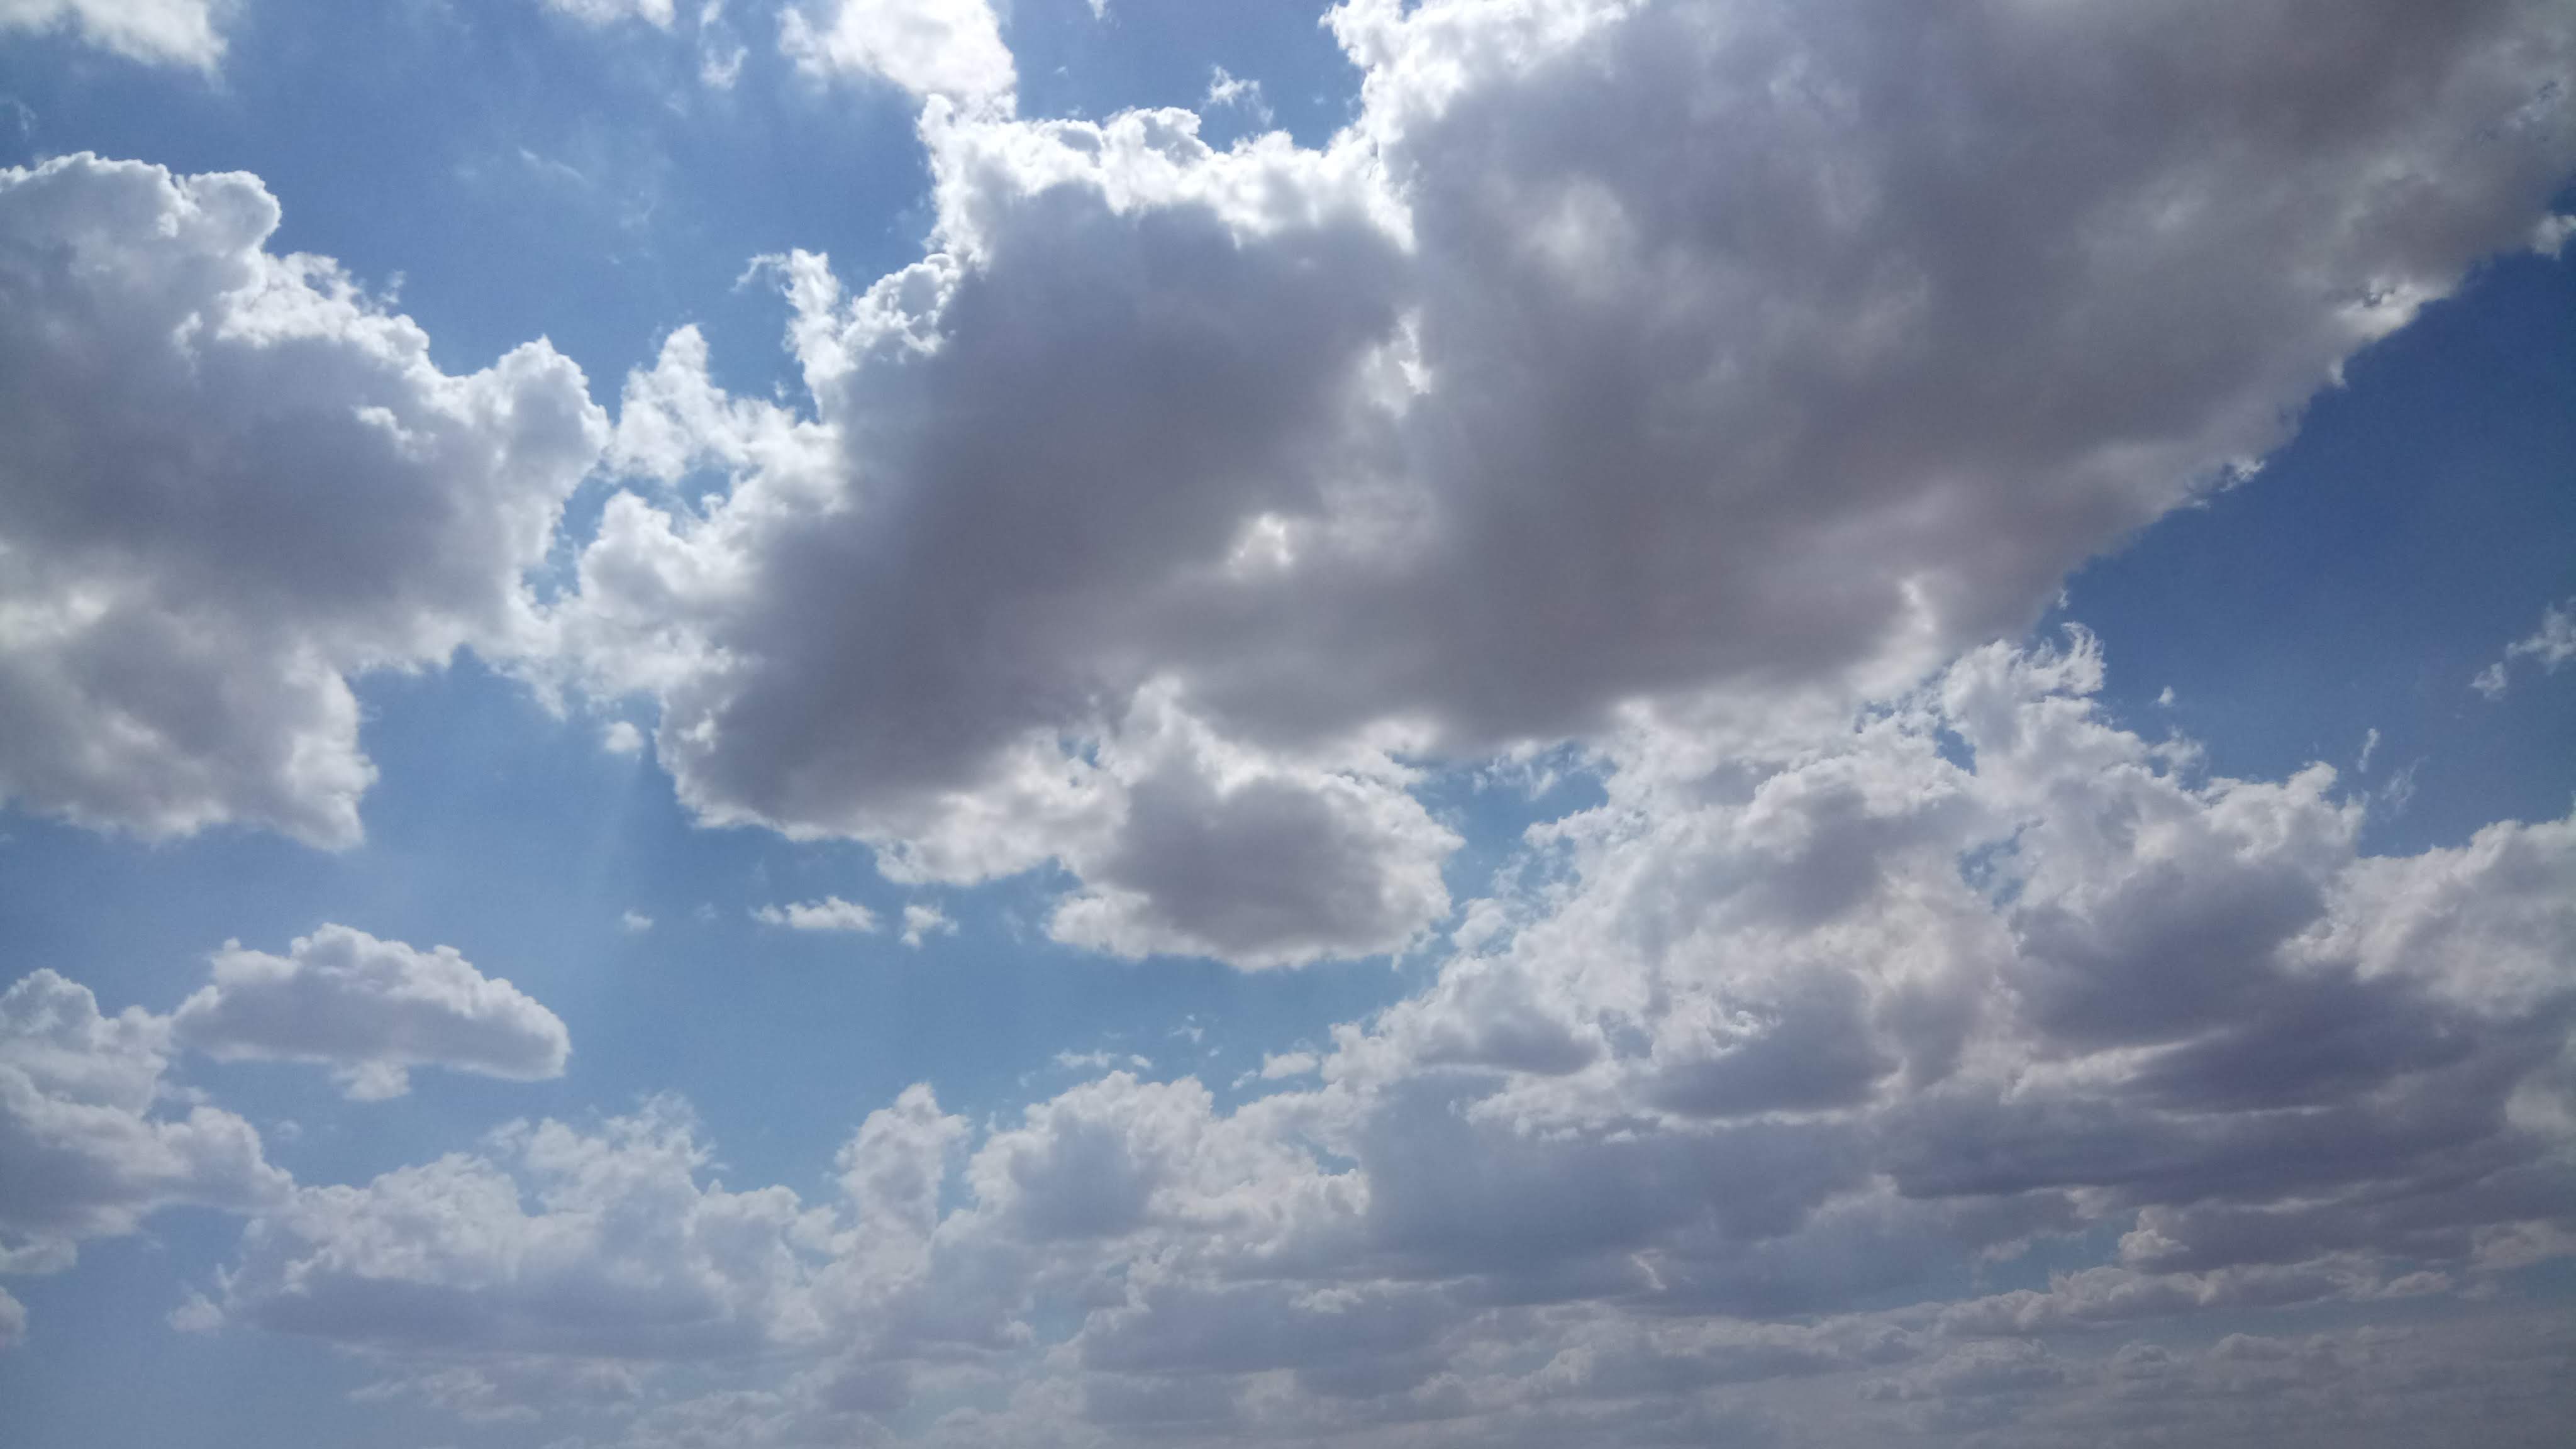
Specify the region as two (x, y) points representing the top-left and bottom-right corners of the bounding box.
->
(0, 154), (605, 847)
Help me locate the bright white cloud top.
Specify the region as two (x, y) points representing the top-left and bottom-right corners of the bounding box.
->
(1, 1), (2573, 1446)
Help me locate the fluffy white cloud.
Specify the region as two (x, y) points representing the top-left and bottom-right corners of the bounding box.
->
(0, 0), (223, 67)
(781, 0), (1016, 113)
(0, 969), (286, 1292)
(558, 0), (2576, 970)
(0, 153), (605, 847)
(170, 925), (572, 1100)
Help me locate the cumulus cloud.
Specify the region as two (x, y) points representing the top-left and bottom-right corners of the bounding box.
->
(0, 153), (605, 848)
(223, 1098), (826, 1359)
(752, 896), (880, 933)
(780, 0), (1016, 113)
(2472, 597), (2576, 698)
(555, 0), (2576, 969)
(174, 638), (2576, 1441)
(0, 0), (225, 67)
(0, 969), (286, 1305)
(170, 925), (572, 1100)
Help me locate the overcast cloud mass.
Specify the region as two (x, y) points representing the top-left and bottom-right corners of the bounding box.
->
(1, 1), (2572, 1446)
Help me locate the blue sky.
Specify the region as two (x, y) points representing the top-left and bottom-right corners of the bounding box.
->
(1, 3), (2572, 1447)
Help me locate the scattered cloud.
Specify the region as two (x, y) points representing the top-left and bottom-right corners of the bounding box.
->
(752, 896), (880, 933)
(0, 153), (604, 848)
(57, 638), (2570, 1436)
(0, 0), (226, 69)
(899, 902), (954, 948)
(2472, 597), (2576, 698)
(170, 926), (572, 1100)
(0, 969), (287, 1284)
(1203, 65), (1271, 127)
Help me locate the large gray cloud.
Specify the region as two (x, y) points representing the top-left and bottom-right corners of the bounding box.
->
(0, 153), (605, 847)
(556, 0), (2576, 967)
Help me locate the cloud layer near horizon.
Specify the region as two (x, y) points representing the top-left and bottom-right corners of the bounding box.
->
(12, 635), (2572, 1444)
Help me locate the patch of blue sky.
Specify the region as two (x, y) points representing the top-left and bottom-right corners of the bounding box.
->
(2054, 236), (2576, 857)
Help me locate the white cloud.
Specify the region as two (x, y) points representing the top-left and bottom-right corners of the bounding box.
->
(752, 896), (880, 933)
(0, 969), (286, 1288)
(2472, 597), (2576, 698)
(0, 0), (225, 68)
(170, 925), (572, 1100)
(1204, 65), (1272, 128)
(914, 638), (2567, 1440)
(557, 0), (2576, 972)
(780, 0), (1016, 113)
(157, 628), (2576, 1430)
(602, 719), (646, 754)
(0, 154), (606, 848)
(222, 1099), (828, 1359)
(621, 909), (655, 933)
(542, 0), (675, 28)
(898, 902), (954, 948)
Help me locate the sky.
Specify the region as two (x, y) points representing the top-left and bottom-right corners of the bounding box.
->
(0, 3), (2572, 1447)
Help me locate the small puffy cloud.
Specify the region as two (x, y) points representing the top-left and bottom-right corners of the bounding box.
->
(780, 0), (1015, 113)
(602, 719), (646, 754)
(0, 154), (605, 848)
(171, 926), (570, 1100)
(620, 910), (655, 933)
(752, 896), (880, 933)
(2471, 597), (2576, 698)
(898, 902), (953, 948)
(0, 0), (226, 68)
